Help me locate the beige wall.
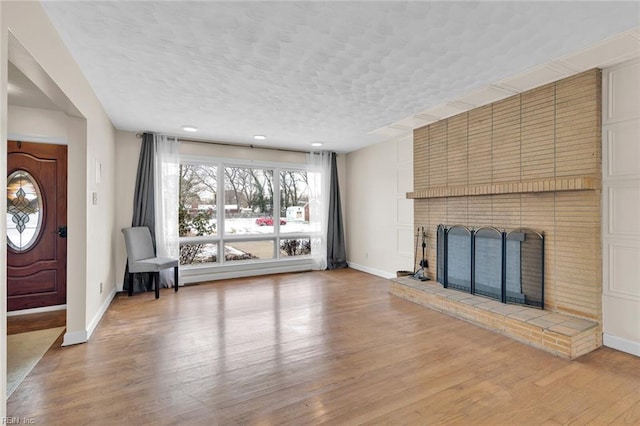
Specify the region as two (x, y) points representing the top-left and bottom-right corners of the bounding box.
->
(8, 106), (69, 142)
(181, 139), (307, 163)
(114, 130), (140, 289)
(1, 5), (117, 416)
(412, 69), (602, 321)
(345, 134), (414, 278)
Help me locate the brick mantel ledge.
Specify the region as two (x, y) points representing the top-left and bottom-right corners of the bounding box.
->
(407, 176), (600, 199)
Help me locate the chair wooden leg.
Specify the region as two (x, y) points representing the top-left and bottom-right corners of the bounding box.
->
(154, 272), (160, 299)
(128, 273), (134, 297)
(174, 266), (179, 292)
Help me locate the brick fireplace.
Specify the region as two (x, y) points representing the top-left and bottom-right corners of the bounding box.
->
(391, 69), (603, 359)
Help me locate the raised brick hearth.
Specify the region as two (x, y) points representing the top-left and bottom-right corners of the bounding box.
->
(391, 277), (600, 360)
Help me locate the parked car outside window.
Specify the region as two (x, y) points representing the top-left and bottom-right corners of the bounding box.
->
(255, 217), (286, 226)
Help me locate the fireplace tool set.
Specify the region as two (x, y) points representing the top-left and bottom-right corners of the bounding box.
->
(412, 227), (429, 281)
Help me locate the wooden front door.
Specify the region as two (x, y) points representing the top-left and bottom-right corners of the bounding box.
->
(7, 141), (67, 311)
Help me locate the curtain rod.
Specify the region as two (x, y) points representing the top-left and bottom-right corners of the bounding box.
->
(135, 133), (311, 154)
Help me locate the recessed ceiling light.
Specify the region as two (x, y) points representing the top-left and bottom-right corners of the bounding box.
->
(311, 142), (324, 147)
(182, 125), (198, 132)
(253, 135), (267, 140)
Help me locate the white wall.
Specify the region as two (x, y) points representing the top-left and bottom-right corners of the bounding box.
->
(345, 134), (414, 278)
(602, 58), (640, 357)
(0, 5), (117, 416)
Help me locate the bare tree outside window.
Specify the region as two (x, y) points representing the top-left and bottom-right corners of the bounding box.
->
(224, 167), (275, 234)
(179, 164), (216, 264)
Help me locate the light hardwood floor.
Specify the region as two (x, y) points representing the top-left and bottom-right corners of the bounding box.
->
(7, 269), (640, 425)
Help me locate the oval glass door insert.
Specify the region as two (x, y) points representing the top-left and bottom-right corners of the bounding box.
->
(7, 170), (44, 251)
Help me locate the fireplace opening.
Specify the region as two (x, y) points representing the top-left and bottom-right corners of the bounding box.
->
(437, 224), (544, 309)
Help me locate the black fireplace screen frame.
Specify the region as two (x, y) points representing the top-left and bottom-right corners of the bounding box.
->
(437, 224), (545, 309)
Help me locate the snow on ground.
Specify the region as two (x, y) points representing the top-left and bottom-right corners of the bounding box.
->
(224, 218), (311, 235)
(184, 218), (312, 264)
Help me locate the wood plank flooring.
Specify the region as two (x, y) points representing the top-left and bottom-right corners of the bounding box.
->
(7, 269), (640, 425)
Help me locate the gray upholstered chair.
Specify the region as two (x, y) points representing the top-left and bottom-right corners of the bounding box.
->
(121, 226), (179, 299)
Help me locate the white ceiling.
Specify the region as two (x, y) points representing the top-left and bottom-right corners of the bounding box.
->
(34, 1), (640, 153)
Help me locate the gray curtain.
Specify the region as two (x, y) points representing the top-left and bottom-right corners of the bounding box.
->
(123, 132), (156, 292)
(327, 152), (347, 269)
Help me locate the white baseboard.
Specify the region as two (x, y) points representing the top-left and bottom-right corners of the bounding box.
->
(63, 286), (117, 346)
(87, 286), (118, 341)
(603, 333), (640, 357)
(347, 262), (395, 279)
(7, 304), (66, 316)
(62, 330), (88, 346)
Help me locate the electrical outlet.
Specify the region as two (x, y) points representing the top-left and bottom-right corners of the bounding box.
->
(99, 282), (103, 294)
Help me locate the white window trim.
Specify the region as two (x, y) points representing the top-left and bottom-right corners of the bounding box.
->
(179, 155), (316, 282)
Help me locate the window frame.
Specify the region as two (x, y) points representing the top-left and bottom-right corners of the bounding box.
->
(179, 155), (316, 282)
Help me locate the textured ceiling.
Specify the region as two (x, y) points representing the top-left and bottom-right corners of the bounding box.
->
(40, 1), (639, 153)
